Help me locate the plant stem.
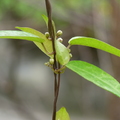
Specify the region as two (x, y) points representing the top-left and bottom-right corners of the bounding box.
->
(45, 1), (61, 120)
(56, 63), (61, 100)
(52, 73), (58, 120)
(45, 0), (57, 70)
(52, 63), (61, 120)
(54, 73), (57, 96)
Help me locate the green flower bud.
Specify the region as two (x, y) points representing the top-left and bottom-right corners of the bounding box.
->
(49, 58), (54, 64)
(48, 37), (52, 41)
(45, 62), (49, 66)
(67, 48), (71, 53)
(57, 38), (63, 43)
(56, 30), (63, 37)
(69, 53), (72, 58)
(45, 32), (50, 38)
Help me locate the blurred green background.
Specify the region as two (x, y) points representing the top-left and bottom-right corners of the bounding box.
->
(0, 0), (120, 120)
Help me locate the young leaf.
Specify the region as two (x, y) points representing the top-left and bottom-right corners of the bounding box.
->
(66, 60), (120, 97)
(42, 14), (48, 26)
(55, 40), (70, 65)
(56, 107), (70, 120)
(42, 14), (56, 35)
(16, 27), (53, 58)
(0, 30), (44, 42)
(69, 36), (120, 57)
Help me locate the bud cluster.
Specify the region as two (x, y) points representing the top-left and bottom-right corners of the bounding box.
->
(44, 30), (63, 42)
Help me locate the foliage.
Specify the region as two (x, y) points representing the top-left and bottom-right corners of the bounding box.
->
(0, 30), (44, 42)
(69, 36), (120, 57)
(66, 61), (120, 97)
(56, 107), (70, 120)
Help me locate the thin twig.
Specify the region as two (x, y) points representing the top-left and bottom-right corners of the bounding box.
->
(45, 1), (60, 120)
(52, 63), (61, 120)
(52, 74), (61, 120)
(56, 73), (61, 102)
(54, 73), (57, 96)
(45, 0), (57, 69)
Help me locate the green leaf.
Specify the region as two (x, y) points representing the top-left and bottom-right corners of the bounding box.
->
(42, 14), (56, 35)
(15, 26), (46, 39)
(55, 40), (70, 65)
(16, 27), (53, 58)
(66, 60), (120, 97)
(42, 14), (48, 26)
(0, 30), (44, 42)
(56, 107), (70, 120)
(69, 36), (120, 57)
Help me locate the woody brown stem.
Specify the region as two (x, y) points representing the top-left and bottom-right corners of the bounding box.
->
(45, 1), (61, 120)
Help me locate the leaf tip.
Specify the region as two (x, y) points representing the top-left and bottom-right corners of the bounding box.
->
(56, 107), (70, 120)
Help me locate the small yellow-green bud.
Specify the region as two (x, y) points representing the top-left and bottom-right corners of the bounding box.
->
(57, 38), (63, 43)
(68, 48), (71, 53)
(56, 30), (63, 37)
(48, 37), (52, 41)
(45, 62), (49, 66)
(49, 58), (54, 64)
(45, 32), (50, 38)
(69, 53), (72, 58)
